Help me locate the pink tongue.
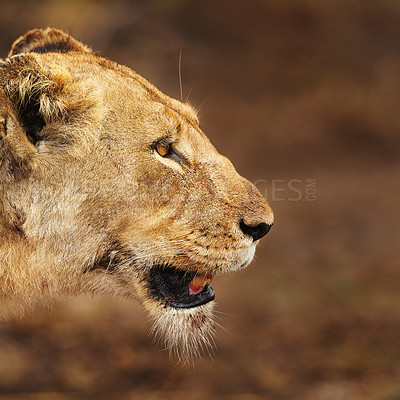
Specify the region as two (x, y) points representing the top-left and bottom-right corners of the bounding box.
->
(189, 275), (213, 295)
(189, 286), (204, 295)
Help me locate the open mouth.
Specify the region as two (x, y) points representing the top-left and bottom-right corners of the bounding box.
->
(149, 266), (215, 309)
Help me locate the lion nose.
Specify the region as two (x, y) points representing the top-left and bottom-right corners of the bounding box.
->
(239, 220), (272, 242)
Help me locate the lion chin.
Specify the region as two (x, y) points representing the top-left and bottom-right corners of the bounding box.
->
(150, 302), (216, 365)
(0, 28), (273, 362)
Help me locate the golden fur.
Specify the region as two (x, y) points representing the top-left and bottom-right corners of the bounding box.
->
(0, 28), (273, 361)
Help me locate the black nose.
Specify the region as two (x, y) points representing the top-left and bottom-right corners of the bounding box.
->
(239, 220), (272, 241)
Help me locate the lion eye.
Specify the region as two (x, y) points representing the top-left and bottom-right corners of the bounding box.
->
(154, 141), (183, 163)
(156, 143), (172, 157)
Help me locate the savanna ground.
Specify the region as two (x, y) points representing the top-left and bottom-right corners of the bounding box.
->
(0, 1), (399, 399)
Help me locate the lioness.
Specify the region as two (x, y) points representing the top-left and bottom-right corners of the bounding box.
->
(0, 28), (273, 361)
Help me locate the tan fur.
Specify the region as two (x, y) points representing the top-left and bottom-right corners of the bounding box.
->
(0, 28), (273, 362)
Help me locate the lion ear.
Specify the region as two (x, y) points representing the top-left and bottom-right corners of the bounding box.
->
(0, 89), (36, 179)
(8, 27), (92, 57)
(0, 30), (99, 177)
(0, 54), (72, 175)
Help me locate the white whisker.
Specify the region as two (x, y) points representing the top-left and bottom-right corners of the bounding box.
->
(195, 95), (212, 114)
(178, 50), (183, 102)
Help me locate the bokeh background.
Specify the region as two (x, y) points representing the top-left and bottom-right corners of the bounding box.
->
(0, 0), (399, 399)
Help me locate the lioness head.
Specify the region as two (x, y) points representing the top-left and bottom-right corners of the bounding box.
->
(0, 28), (273, 361)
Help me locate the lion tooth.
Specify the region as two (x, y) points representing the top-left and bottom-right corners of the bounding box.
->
(189, 274), (213, 295)
(204, 278), (211, 286)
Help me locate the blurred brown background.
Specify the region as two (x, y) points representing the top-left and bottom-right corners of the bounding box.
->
(0, 0), (399, 399)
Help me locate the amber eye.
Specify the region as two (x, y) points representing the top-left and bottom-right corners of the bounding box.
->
(156, 143), (172, 157)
